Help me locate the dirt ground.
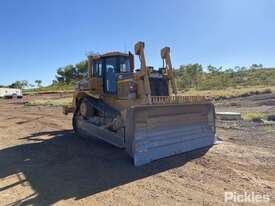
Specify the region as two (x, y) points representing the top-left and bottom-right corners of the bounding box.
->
(0, 94), (274, 206)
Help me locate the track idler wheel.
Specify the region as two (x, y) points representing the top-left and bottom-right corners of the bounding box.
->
(79, 100), (95, 118)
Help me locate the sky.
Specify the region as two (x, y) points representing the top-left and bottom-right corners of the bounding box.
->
(0, 0), (275, 86)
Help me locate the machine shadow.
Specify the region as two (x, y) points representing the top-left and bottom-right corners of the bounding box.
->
(0, 130), (210, 206)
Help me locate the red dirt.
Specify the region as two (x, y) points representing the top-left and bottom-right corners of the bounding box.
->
(0, 95), (274, 205)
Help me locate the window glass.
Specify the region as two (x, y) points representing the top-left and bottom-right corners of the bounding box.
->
(104, 57), (117, 93)
(105, 57), (117, 73)
(119, 57), (130, 73)
(93, 60), (102, 77)
(98, 63), (102, 76)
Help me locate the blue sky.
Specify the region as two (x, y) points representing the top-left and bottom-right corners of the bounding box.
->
(0, 0), (275, 86)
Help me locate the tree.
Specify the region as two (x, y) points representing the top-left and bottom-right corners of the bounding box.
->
(176, 64), (203, 89)
(55, 65), (77, 83)
(56, 67), (65, 83)
(55, 60), (88, 84)
(75, 60), (88, 78)
(35, 80), (42, 88)
(52, 80), (58, 85)
(175, 63), (275, 90)
(9, 80), (28, 89)
(250, 64), (263, 69)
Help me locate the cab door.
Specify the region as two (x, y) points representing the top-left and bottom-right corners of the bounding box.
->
(90, 60), (103, 94)
(103, 57), (118, 94)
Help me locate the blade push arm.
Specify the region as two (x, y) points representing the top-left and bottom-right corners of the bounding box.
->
(161, 47), (177, 95)
(135, 41), (152, 103)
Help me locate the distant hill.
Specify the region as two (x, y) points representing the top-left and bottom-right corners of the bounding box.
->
(22, 62), (275, 95)
(175, 65), (275, 90)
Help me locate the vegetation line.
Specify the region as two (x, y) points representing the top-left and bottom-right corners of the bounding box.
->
(2, 62), (275, 95)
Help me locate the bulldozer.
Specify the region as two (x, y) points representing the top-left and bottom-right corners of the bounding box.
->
(64, 41), (216, 166)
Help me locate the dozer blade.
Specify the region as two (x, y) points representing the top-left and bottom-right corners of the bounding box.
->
(125, 103), (216, 166)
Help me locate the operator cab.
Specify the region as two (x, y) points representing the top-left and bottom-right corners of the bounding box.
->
(86, 50), (169, 98)
(89, 52), (134, 95)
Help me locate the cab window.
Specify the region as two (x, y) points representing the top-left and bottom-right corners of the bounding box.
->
(119, 57), (130, 73)
(105, 57), (117, 73)
(93, 60), (102, 77)
(104, 57), (117, 94)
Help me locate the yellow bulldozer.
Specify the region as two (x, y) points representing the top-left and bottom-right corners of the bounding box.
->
(64, 41), (216, 166)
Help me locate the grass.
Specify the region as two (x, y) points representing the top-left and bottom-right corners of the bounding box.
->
(23, 84), (275, 106)
(24, 82), (275, 99)
(24, 90), (74, 95)
(23, 84), (74, 95)
(242, 112), (265, 122)
(25, 98), (72, 107)
(181, 85), (275, 99)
